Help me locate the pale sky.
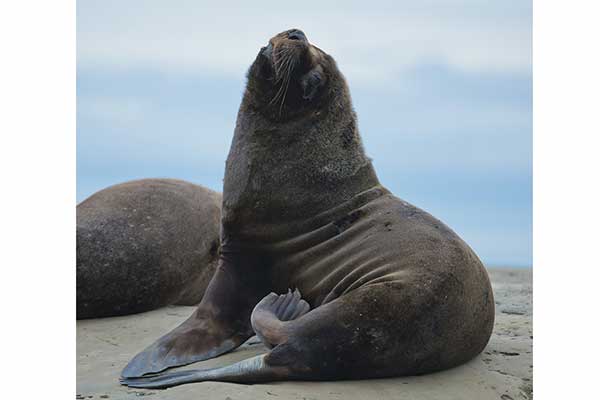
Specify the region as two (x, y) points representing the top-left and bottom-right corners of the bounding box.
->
(77, 0), (532, 266)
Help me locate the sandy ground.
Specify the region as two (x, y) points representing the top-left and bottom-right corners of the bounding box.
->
(77, 268), (532, 400)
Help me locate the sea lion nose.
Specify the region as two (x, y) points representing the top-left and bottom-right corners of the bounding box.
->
(287, 29), (307, 42)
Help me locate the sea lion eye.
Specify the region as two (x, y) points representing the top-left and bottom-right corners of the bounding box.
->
(301, 69), (324, 101)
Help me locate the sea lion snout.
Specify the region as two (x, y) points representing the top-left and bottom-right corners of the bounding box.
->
(270, 28), (308, 44)
(268, 29), (310, 63)
(247, 29), (328, 119)
(286, 29), (307, 42)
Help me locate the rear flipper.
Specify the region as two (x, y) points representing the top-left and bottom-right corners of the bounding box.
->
(120, 354), (289, 388)
(120, 289), (311, 388)
(251, 289), (310, 348)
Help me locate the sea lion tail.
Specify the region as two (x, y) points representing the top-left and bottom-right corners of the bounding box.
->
(119, 354), (289, 388)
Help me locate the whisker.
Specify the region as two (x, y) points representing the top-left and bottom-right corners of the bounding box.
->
(270, 52), (294, 105)
(269, 67), (288, 106)
(268, 46), (298, 111)
(274, 50), (293, 82)
(278, 58), (296, 116)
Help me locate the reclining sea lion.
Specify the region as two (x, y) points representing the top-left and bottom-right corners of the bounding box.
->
(77, 178), (221, 319)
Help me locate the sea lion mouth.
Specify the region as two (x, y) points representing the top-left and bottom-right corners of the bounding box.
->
(262, 29), (310, 81)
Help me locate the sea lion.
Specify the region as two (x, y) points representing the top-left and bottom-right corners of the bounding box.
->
(120, 29), (495, 387)
(77, 178), (221, 319)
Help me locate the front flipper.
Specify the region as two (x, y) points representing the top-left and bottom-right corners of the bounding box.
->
(120, 311), (252, 378)
(121, 262), (265, 378)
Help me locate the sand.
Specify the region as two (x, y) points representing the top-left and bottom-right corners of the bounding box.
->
(76, 268), (532, 400)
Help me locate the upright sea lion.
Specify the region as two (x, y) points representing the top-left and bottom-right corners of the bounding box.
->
(77, 178), (221, 319)
(121, 29), (495, 387)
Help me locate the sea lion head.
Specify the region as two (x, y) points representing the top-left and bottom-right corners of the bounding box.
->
(244, 29), (343, 121)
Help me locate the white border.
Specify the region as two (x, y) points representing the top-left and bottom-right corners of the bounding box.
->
(534, 0), (600, 398)
(0, 0), (75, 397)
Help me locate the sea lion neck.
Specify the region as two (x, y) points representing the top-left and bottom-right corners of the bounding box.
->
(221, 84), (380, 239)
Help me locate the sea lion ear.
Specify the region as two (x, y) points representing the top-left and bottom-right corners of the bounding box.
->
(301, 67), (325, 102)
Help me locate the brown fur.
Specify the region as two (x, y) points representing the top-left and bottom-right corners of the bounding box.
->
(121, 29), (494, 383)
